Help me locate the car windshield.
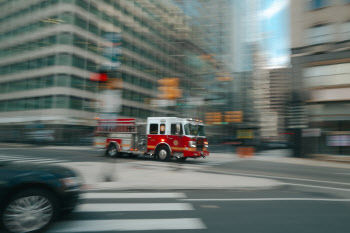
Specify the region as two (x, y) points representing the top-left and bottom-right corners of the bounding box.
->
(184, 124), (206, 136)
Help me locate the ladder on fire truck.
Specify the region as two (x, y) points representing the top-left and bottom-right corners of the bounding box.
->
(94, 119), (147, 156)
(95, 119), (138, 134)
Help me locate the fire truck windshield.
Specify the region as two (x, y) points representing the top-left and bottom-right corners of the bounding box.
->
(184, 124), (206, 136)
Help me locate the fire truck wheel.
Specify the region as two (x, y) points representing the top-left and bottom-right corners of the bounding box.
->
(128, 154), (138, 158)
(156, 146), (171, 162)
(177, 157), (187, 162)
(106, 143), (118, 157)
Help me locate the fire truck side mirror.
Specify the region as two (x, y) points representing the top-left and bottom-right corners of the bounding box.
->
(176, 124), (181, 136)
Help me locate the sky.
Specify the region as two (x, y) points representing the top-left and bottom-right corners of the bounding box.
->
(260, 0), (290, 67)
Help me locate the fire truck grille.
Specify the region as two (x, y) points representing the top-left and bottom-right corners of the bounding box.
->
(196, 138), (204, 151)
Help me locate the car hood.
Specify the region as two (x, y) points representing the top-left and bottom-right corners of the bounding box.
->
(0, 161), (76, 178)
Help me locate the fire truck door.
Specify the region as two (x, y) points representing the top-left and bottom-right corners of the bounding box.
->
(168, 123), (184, 152)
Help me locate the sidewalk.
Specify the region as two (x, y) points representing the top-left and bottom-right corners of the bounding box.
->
(250, 153), (350, 169)
(61, 161), (283, 190)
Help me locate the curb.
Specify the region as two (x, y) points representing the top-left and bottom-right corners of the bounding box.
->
(306, 154), (350, 164)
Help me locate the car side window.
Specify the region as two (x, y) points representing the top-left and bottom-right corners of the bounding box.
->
(149, 124), (158, 134)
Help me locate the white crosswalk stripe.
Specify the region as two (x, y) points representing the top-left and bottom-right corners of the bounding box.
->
(83, 192), (187, 199)
(49, 218), (206, 232)
(0, 154), (69, 164)
(48, 191), (206, 232)
(76, 203), (194, 212)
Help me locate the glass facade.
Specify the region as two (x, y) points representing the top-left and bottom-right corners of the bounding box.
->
(309, 0), (329, 10)
(0, 0), (190, 122)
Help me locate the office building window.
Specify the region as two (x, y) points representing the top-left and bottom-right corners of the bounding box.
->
(306, 24), (334, 45)
(309, 0), (329, 10)
(341, 21), (350, 40)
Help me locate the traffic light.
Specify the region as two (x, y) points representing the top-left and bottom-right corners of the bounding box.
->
(157, 78), (182, 100)
(90, 72), (108, 82)
(105, 78), (123, 90)
(90, 71), (123, 90)
(205, 112), (222, 125)
(216, 77), (233, 82)
(224, 111), (243, 123)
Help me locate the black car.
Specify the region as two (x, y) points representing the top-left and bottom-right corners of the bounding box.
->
(0, 161), (83, 233)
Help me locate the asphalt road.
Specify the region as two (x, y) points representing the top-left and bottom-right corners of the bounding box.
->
(1, 147), (350, 233)
(47, 189), (350, 233)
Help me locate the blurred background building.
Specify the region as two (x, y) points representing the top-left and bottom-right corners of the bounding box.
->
(0, 0), (215, 144)
(290, 0), (350, 155)
(1, 0), (325, 153)
(268, 67), (291, 139)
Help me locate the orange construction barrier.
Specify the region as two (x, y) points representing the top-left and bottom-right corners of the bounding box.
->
(237, 147), (255, 158)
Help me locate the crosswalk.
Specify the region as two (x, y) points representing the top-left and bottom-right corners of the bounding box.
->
(48, 191), (206, 232)
(0, 154), (68, 164)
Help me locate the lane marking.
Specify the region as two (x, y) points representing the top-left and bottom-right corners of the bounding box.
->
(335, 173), (350, 176)
(0, 154), (67, 163)
(200, 204), (220, 208)
(0, 157), (67, 163)
(15, 160), (65, 163)
(31, 160), (68, 164)
(75, 203), (194, 212)
(0, 155), (62, 161)
(213, 171), (350, 186)
(0, 155), (32, 159)
(285, 183), (350, 192)
(0, 158), (25, 161)
(125, 161), (210, 170)
(182, 198), (350, 202)
(83, 192), (187, 199)
(48, 218), (206, 232)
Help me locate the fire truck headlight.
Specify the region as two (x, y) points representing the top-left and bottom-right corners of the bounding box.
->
(189, 141), (196, 148)
(204, 141), (209, 148)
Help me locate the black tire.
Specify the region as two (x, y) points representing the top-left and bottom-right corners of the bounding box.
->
(177, 157), (187, 162)
(60, 206), (76, 217)
(106, 143), (119, 158)
(1, 188), (58, 233)
(128, 154), (138, 159)
(156, 146), (171, 162)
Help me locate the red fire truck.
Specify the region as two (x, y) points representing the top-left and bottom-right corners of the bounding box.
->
(94, 117), (209, 161)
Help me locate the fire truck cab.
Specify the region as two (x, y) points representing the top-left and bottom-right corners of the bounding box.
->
(96, 117), (209, 161)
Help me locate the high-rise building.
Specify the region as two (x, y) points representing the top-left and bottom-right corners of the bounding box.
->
(174, 0), (235, 104)
(0, 0), (207, 143)
(267, 67), (291, 139)
(290, 0), (350, 155)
